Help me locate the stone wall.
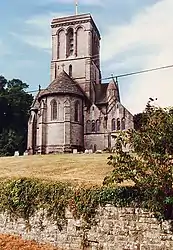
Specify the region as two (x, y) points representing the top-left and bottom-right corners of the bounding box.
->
(0, 206), (173, 250)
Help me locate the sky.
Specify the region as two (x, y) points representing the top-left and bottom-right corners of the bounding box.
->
(0, 0), (173, 114)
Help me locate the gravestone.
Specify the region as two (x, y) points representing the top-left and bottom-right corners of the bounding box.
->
(89, 149), (93, 154)
(95, 150), (103, 154)
(14, 151), (19, 157)
(73, 149), (78, 154)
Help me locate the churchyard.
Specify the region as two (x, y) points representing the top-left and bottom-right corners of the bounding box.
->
(0, 153), (113, 186)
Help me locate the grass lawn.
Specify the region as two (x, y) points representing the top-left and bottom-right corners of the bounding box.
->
(0, 154), (113, 186)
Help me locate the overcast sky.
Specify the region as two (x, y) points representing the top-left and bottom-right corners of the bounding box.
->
(0, 0), (173, 114)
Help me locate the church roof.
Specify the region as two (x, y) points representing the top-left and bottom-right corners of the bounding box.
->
(38, 71), (84, 99)
(95, 83), (109, 104)
(95, 79), (120, 105)
(31, 90), (44, 110)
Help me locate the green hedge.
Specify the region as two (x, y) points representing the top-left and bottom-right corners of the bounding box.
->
(0, 178), (170, 229)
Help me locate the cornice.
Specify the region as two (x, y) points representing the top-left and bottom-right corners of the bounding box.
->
(51, 13), (101, 39)
(51, 19), (89, 28)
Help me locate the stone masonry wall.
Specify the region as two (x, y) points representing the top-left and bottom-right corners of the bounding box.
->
(0, 206), (173, 250)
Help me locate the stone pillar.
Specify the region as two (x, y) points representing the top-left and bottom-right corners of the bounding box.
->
(52, 35), (57, 60)
(41, 99), (47, 154)
(37, 100), (47, 154)
(27, 110), (37, 155)
(74, 30), (77, 57)
(50, 62), (55, 82)
(64, 99), (71, 152)
(27, 115), (33, 154)
(65, 30), (68, 58)
(87, 30), (92, 56)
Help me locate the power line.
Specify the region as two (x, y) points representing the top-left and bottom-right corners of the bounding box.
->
(102, 64), (173, 81)
(26, 63), (173, 94)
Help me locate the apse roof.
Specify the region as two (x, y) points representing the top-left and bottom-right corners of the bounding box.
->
(38, 70), (84, 99)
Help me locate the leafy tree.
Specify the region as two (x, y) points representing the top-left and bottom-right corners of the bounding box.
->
(133, 113), (147, 131)
(0, 76), (33, 156)
(104, 103), (173, 219)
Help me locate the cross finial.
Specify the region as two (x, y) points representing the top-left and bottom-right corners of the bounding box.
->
(61, 63), (65, 71)
(75, 0), (78, 15)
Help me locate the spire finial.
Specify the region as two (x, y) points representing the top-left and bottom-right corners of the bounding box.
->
(75, 0), (78, 15)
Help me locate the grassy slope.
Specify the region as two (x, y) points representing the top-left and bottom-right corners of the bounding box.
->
(0, 154), (112, 186)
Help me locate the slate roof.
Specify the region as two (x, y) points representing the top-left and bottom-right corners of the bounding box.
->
(95, 83), (109, 104)
(31, 91), (44, 110)
(95, 79), (120, 104)
(38, 71), (84, 99)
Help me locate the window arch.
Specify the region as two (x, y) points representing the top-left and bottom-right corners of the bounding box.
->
(96, 119), (100, 132)
(103, 116), (107, 129)
(74, 101), (80, 122)
(69, 64), (72, 77)
(111, 118), (116, 131)
(121, 118), (125, 130)
(58, 29), (66, 59)
(86, 120), (91, 133)
(92, 120), (95, 132)
(117, 118), (120, 130)
(67, 28), (74, 57)
(76, 26), (85, 56)
(51, 99), (57, 121)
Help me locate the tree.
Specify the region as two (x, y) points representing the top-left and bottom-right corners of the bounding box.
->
(0, 76), (33, 156)
(104, 104), (173, 219)
(133, 113), (147, 131)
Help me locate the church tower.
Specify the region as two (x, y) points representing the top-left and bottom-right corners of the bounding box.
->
(51, 13), (101, 102)
(27, 11), (134, 155)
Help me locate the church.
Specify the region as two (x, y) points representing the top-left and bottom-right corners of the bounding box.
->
(27, 12), (133, 154)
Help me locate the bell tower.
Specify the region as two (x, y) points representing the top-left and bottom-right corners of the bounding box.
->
(50, 13), (101, 101)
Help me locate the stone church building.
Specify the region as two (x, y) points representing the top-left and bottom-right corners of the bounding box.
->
(27, 13), (133, 154)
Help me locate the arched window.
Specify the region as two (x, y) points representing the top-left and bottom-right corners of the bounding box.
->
(96, 119), (100, 132)
(51, 99), (57, 121)
(69, 64), (72, 77)
(103, 116), (107, 129)
(67, 28), (74, 57)
(92, 120), (95, 132)
(76, 27), (85, 56)
(74, 101), (79, 122)
(111, 118), (116, 131)
(58, 30), (66, 59)
(121, 118), (125, 130)
(117, 118), (120, 130)
(86, 120), (91, 133)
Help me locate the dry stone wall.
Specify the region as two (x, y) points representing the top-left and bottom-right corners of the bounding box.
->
(0, 206), (173, 250)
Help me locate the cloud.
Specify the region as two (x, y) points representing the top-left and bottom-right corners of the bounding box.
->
(8, 0), (173, 115)
(35, 0), (103, 6)
(11, 12), (66, 52)
(0, 40), (4, 56)
(0, 40), (11, 57)
(101, 0), (173, 114)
